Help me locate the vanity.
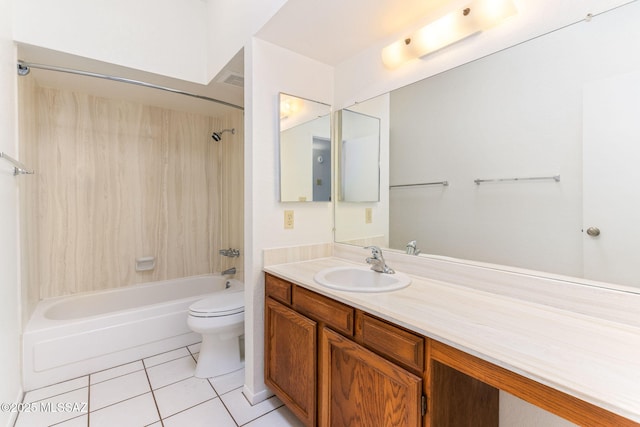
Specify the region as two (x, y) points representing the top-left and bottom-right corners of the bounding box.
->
(263, 251), (640, 427)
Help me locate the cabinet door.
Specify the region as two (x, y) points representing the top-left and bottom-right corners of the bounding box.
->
(265, 298), (317, 427)
(320, 327), (423, 427)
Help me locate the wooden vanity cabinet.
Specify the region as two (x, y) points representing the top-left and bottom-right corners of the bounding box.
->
(265, 273), (496, 427)
(265, 297), (317, 426)
(266, 273), (640, 427)
(265, 276), (317, 426)
(320, 327), (423, 427)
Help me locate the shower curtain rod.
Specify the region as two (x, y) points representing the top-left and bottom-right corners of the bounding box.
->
(17, 60), (244, 111)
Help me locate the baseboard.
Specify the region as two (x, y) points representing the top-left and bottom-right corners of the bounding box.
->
(242, 384), (274, 406)
(3, 387), (23, 427)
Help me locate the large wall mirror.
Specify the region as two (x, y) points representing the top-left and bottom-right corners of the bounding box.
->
(335, 2), (640, 290)
(279, 93), (332, 202)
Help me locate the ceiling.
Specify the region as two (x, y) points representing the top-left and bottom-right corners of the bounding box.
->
(257, 0), (455, 66)
(16, 0), (458, 115)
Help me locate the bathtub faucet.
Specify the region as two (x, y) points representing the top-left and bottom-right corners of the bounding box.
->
(222, 267), (236, 276)
(219, 248), (240, 258)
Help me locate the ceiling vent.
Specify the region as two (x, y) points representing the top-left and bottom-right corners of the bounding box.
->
(217, 70), (244, 88)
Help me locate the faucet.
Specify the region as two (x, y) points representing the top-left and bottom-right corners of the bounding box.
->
(365, 246), (395, 274)
(405, 240), (421, 256)
(222, 267), (236, 276)
(219, 248), (240, 258)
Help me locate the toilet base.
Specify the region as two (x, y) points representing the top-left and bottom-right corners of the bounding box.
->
(194, 331), (245, 378)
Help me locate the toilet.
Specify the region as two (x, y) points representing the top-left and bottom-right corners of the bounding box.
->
(187, 287), (245, 378)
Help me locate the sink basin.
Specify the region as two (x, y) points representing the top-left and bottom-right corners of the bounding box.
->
(313, 266), (411, 293)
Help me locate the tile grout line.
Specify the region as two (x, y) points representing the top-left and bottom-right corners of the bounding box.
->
(19, 343), (283, 427)
(89, 363), (145, 386)
(240, 406), (287, 427)
(86, 373), (91, 427)
(156, 397), (219, 424)
(142, 357), (165, 427)
(20, 377), (89, 405)
(235, 391), (284, 427)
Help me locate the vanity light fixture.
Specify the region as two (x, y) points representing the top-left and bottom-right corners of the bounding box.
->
(280, 95), (304, 119)
(381, 0), (517, 69)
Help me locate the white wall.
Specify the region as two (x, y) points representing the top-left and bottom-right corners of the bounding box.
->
(0, 0), (23, 424)
(12, 0), (289, 85)
(243, 38), (333, 403)
(205, 0), (287, 82)
(13, 0), (208, 83)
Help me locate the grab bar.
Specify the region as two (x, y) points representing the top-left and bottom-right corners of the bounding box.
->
(0, 152), (34, 176)
(474, 175), (560, 185)
(390, 181), (449, 188)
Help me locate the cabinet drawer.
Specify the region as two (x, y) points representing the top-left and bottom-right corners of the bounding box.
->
(357, 313), (424, 373)
(293, 286), (354, 336)
(265, 274), (292, 305)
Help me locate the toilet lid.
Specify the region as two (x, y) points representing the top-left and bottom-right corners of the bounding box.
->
(189, 291), (244, 316)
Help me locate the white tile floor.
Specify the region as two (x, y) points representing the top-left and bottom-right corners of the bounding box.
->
(14, 343), (304, 427)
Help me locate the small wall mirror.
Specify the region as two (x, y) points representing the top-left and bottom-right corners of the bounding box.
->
(279, 93), (332, 202)
(339, 109), (381, 202)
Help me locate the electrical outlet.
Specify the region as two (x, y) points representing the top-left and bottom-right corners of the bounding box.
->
(284, 210), (294, 229)
(365, 208), (373, 224)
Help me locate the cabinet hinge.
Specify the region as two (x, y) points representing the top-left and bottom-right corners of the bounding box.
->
(421, 395), (427, 416)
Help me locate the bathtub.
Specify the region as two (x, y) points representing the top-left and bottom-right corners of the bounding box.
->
(23, 274), (243, 390)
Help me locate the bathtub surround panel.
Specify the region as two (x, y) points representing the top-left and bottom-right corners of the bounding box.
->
(211, 114), (245, 279)
(19, 80), (243, 300)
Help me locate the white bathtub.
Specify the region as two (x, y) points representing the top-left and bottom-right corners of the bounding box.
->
(23, 274), (243, 390)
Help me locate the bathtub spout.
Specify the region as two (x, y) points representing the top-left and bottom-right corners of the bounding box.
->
(222, 267), (236, 276)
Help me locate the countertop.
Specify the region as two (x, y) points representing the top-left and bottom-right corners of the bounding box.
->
(264, 255), (640, 423)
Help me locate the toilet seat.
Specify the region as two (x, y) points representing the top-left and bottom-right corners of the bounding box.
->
(189, 292), (244, 317)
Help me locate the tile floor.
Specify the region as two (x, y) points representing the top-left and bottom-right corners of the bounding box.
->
(14, 343), (304, 427)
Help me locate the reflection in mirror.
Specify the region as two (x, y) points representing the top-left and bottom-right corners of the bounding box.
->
(334, 94), (389, 248)
(334, 2), (640, 290)
(339, 109), (380, 202)
(279, 93), (331, 202)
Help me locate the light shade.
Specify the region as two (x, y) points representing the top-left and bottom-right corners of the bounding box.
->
(280, 95), (304, 119)
(381, 0), (517, 69)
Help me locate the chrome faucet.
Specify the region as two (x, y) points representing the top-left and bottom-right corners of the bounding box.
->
(365, 246), (395, 274)
(219, 248), (240, 258)
(222, 267), (236, 276)
(405, 240), (421, 256)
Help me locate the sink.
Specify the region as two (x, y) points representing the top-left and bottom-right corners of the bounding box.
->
(313, 266), (411, 293)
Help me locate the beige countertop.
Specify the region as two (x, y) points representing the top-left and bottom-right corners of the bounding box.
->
(264, 252), (640, 423)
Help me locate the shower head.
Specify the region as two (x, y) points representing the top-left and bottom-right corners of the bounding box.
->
(211, 128), (235, 141)
(17, 62), (30, 76)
